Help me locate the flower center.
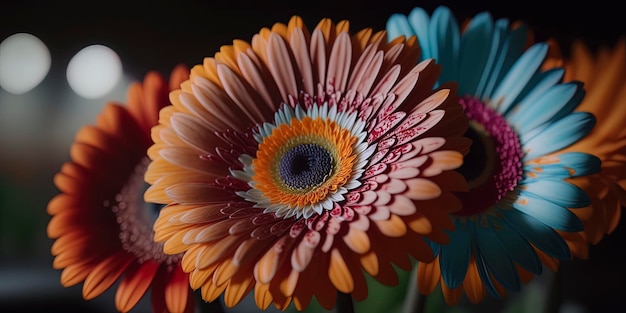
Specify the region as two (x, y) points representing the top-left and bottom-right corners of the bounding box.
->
(234, 104), (368, 219)
(279, 143), (335, 190)
(455, 96), (523, 216)
(109, 156), (181, 264)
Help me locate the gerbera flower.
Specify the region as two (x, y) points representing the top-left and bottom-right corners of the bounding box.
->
(145, 16), (471, 311)
(549, 38), (626, 245)
(47, 65), (194, 313)
(387, 6), (601, 304)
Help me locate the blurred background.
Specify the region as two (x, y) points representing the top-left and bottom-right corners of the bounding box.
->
(1, 0), (624, 312)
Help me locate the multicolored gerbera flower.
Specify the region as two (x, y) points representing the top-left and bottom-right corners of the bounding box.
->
(387, 6), (601, 304)
(47, 65), (195, 313)
(144, 16), (471, 311)
(548, 38), (626, 245)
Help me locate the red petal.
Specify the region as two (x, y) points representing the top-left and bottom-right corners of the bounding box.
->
(165, 265), (194, 313)
(82, 251), (134, 300)
(115, 261), (159, 312)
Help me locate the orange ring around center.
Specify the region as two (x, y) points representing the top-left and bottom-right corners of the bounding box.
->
(252, 116), (358, 208)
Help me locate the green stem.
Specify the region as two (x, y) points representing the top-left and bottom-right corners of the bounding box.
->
(414, 292), (427, 313)
(337, 291), (355, 313)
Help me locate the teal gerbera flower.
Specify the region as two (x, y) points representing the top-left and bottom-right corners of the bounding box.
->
(387, 6), (601, 304)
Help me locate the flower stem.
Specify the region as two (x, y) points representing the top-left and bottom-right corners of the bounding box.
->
(414, 292), (427, 313)
(337, 291), (355, 313)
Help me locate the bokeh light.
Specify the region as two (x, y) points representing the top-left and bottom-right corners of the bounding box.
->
(0, 33), (51, 95)
(66, 44), (122, 99)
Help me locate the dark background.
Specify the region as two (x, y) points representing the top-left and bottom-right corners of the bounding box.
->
(1, 0), (624, 79)
(0, 0), (624, 312)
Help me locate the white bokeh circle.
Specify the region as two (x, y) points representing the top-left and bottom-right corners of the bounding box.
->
(66, 44), (122, 99)
(0, 33), (51, 95)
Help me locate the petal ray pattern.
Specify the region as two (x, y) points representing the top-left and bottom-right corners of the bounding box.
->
(145, 16), (471, 311)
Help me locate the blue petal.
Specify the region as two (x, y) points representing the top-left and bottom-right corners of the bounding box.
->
(489, 43), (548, 113)
(475, 223), (521, 291)
(505, 70), (572, 133)
(439, 225), (471, 289)
(386, 13), (415, 42)
(508, 68), (565, 116)
(489, 216), (543, 274)
(476, 18), (509, 100)
(522, 112), (595, 160)
(520, 178), (590, 208)
(511, 192), (583, 232)
(428, 6), (460, 84)
(472, 240), (501, 298)
(517, 83), (585, 133)
(428, 239), (441, 256)
(480, 20), (529, 102)
(407, 7), (434, 60)
(525, 152), (601, 179)
(458, 12), (494, 96)
(501, 206), (571, 259)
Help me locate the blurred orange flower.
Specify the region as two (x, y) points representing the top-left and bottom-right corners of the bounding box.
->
(47, 65), (194, 313)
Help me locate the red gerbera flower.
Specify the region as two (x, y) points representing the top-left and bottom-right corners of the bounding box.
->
(47, 65), (195, 313)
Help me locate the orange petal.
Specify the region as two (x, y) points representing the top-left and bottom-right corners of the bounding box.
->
(60, 262), (93, 287)
(254, 283), (274, 310)
(82, 251), (134, 300)
(417, 258), (440, 295)
(463, 256), (486, 304)
(328, 248), (353, 293)
(115, 261), (159, 312)
(404, 178), (442, 200)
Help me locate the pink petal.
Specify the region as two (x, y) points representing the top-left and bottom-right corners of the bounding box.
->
(326, 32), (352, 92)
(411, 89), (450, 113)
(370, 64), (401, 97)
(385, 194), (417, 216)
(289, 27), (315, 96)
(309, 28), (327, 92)
(159, 146), (222, 177)
(170, 113), (217, 154)
(217, 63), (269, 123)
(266, 33), (299, 102)
(164, 183), (237, 204)
(188, 79), (246, 132)
(291, 230), (320, 272)
(347, 46), (384, 99)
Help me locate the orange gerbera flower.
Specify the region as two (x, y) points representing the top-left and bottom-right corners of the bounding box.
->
(47, 65), (194, 313)
(553, 38), (626, 244)
(145, 16), (470, 311)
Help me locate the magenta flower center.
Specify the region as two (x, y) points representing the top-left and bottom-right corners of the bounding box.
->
(454, 96), (523, 216)
(107, 156), (181, 265)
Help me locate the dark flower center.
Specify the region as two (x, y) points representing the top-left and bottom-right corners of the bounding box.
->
(109, 156), (180, 264)
(455, 96), (523, 216)
(279, 143), (334, 190)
